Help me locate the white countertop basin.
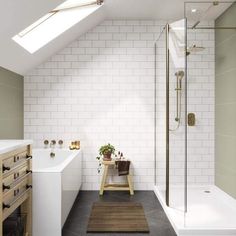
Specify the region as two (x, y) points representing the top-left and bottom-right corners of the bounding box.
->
(0, 139), (33, 155)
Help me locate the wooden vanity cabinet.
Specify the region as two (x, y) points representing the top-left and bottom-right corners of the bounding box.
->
(0, 144), (32, 236)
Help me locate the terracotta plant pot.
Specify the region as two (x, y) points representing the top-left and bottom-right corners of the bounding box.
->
(103, 152), (112, 161)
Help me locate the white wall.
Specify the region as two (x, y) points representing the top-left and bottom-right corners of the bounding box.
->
(187, 24), (215, 185)
(24, 20), (215, 190)
(155, 21), (215, 187)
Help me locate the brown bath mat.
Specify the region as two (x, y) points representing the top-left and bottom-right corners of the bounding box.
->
(87, 202), (149, 233)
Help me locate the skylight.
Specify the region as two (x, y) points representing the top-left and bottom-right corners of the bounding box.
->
(12, 0), (103, 53)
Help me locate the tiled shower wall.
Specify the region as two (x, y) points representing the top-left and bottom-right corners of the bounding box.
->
(155, 21), (215, 187)
(187, 24), (215, 185)
(24, 20), (214, 190)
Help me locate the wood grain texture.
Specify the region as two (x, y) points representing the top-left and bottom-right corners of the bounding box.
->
(1, 144), (32, 236)
(99, 161), (134, 195)
(87, 202), (149, 233)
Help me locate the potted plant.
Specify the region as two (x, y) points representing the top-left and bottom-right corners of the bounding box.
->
(97, 143), (115, 161)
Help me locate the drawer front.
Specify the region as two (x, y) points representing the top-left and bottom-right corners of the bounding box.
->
(1, 145), (32, 222)
(2, 146), (27, 163)
(3, 151), (28, 170)
(3, 179), (32, 210)
(2, 164), (32, 193)
(2, 186), (31, 221)
(2, 154), (32, 177)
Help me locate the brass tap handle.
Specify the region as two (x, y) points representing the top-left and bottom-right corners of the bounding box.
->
(58, 140), (63, 146)
(51, 140), (56, 145)
(44, 140), (49, 145)
(50, 152), (56, 158)
(44, 140), (49, 148)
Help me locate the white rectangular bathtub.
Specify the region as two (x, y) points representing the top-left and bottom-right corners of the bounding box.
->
(32, 149), (82, 236)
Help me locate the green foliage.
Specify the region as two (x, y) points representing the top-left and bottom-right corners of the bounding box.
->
(99, 143), (115, 156)
(96, 143), (116, 174)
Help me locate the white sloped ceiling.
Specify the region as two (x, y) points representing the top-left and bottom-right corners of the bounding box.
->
(0, 0), (106, 75)
(0, 0), (231, 75)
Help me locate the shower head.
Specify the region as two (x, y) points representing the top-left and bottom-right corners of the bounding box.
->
(175, 70), (185, 80)
(187, 44), (205, 55)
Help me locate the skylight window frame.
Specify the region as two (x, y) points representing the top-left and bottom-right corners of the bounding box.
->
(12, 0), (104, 53)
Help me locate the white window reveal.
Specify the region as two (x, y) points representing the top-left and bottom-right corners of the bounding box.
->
(12, 0), (103, 53)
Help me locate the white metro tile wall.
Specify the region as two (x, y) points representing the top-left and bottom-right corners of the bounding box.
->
(24, 20), (215, 190)
(187, 23), (215, 185)
(155, 22), (215, 187)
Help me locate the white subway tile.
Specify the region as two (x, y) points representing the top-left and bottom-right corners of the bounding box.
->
(24, 20), (215, 190)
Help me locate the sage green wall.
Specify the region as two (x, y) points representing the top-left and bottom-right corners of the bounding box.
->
(0, 67), (23, 139)
(215, 3), (236, 199)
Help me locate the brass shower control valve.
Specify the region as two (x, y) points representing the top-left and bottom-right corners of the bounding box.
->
(188, 113), (196, 126)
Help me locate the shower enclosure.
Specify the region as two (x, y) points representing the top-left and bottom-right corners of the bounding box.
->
(154, 17), (187, 229)
(154, 1), (236, 235)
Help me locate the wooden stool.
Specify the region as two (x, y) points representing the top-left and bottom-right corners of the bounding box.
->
(99, 160), (134, 195)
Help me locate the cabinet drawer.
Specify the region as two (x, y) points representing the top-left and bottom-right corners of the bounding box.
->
(2, 155), (32, 177)
(2, 150), (31, 171)
(3, 180), (32, 209)
(3, 177), (30, 201)
(2, 146), (27, 164)
(2, 186), (31, 221)
(3, 165), (32, 194)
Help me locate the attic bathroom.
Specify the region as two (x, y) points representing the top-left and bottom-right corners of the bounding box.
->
(0, 0), (236, 236)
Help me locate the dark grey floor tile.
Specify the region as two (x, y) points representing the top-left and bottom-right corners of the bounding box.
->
(62, 191), (177, 236)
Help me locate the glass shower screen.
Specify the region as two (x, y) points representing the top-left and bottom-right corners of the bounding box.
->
(168, 19), (187, 213)
(155, 18), (187, 217)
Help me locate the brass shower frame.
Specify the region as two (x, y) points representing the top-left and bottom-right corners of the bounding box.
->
(18, 0), (104, 38)
(154, 0), (236, 215)
(184, 1), (236, 30)
(184, 0), (236, 214)
(154, 21), (187, 209)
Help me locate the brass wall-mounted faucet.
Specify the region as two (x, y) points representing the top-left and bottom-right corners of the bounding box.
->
(44, 140), (49, 148)
(50, 140), (56, 148)
(43, 139), (64, 149)
(58, 140), (63, 148)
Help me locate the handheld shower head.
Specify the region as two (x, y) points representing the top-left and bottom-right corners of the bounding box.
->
(175, 70), (185, 80)
(171, 70), (185, 131)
